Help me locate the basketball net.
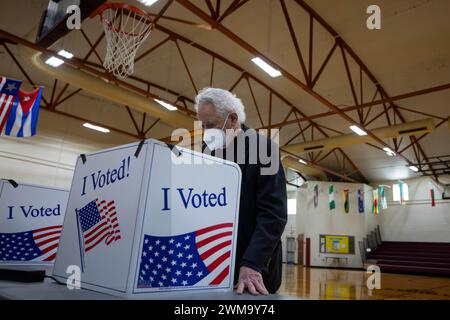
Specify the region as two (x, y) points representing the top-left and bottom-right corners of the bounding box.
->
(95, 3), (154, 79)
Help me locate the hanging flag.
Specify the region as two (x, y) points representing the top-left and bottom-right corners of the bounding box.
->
(358, 189), (364, 213)
(343, 189), (349, 213)
(314, 184), (319, 208)
(372, 189), (379, 215)
(379, 186), (387, 210)
(430, 189), (435, 207)
(329, 185), (335, 210)
(0, 76), (22, 133)
(3, 86), (43, 137)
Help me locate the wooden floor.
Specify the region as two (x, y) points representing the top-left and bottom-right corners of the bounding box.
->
(278, 264), (450, 300)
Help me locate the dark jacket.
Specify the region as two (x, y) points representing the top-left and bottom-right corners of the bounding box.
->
(207, 124), (288, 293)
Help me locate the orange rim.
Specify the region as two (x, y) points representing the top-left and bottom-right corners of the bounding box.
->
(92, 2), (154, 37)
(91, 2), (154, 23)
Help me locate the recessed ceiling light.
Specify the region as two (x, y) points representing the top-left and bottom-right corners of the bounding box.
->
(154, 99), (177, 111)
(83, 122), (110, 133)
(58, 50), (74, 59)
(349, 125), (367, 136)
(251, 57), (282, 78)
(408, 165), (419, 172)
(137, 0), (159, 6)
(383, 147), (396, 156)
(298, 159), (307, 165)
(45, 56), (64, 67)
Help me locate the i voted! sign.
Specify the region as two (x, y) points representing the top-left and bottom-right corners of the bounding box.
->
(0, 181), (69, 263)
(53, 139), (241, 298)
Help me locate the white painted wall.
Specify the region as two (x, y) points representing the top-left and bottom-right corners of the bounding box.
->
(291, 177), (450, 270)
(295, 181), (381, 269)
(373, 176), (450, 243)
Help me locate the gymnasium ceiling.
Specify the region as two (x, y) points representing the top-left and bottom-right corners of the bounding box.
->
(0, 0), (449, 183)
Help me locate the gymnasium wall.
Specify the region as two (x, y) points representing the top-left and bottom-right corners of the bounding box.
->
(373, 176), (450, 243)
(296, 181), (381, 269)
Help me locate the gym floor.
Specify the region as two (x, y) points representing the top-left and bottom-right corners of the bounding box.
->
(278, 265), (450, 300)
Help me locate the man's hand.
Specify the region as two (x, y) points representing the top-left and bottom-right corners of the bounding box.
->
(235, 266), (269, 295)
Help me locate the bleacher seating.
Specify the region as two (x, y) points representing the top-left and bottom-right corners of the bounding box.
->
(365, 235), (450, 277)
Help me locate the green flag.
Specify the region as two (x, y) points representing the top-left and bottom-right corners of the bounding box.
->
(380, 186), (387, 210)
(329, 185), (335, 210)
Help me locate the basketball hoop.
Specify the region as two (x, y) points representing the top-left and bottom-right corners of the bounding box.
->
(92, 3), (154, 79)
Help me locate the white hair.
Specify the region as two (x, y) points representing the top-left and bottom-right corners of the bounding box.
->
(195, 87), (246, 124)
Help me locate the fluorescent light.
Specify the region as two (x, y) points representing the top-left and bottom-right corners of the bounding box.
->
(83, 123), (110, 133)
(251, 57), (282, 77)
(298, 159), (307, 165)
(137, 0), (159, 6)
(58, 50), (74, 59)
(383, 147), (396, 156)
(349, 125), (367, 136)
(408, 165), (419, 172)
(45, 56), (64, 67)
(154, 99), (177, 111)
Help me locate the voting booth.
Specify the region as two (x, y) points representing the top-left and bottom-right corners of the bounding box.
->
(0, 181), (69, 264)
(53, 139), (242, 298)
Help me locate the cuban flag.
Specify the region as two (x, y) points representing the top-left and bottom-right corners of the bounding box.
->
(137, 223), (233, 289)
(0, 225), (63, 262)
(0, 76), (22, 134)
(3, 86), (43, 137)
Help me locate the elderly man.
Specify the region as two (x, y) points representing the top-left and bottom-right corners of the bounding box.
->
(195, 87), (287, 295)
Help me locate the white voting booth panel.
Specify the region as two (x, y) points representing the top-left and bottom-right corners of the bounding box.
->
(0, 181), (69, 264)
(53, 140), (241, 298)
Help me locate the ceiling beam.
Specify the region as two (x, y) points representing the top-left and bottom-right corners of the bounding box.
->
(174, 0), (418, 167)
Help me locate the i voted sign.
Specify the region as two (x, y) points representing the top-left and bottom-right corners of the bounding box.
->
(53, 140), (241, 298)
(0, 181), (69, 264)
(161, 187), (227, 211)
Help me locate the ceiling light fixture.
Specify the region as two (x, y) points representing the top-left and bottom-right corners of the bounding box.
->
(251, 57), (282, 78)
(58, 50), (74, 59)
(137, 0), (159, 7)
(383, 147), (396, 156)
(83, 122), (110, 133)
(349, 125), (367, 136)
(408, 165), (419, 172)
(45, 56), (64, 67)
(154, 99), (178, 111)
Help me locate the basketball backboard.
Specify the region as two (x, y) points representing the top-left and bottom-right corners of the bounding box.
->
(36, 0), (105, 48)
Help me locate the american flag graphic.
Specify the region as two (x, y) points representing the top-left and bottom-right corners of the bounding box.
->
(76, 199), (121, 253)
(0, 76), (22, 134)
(0, 225), (62, 262)
(137, 223), (233, 289)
